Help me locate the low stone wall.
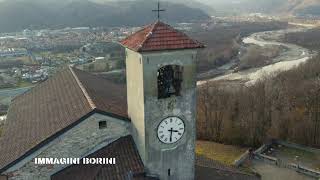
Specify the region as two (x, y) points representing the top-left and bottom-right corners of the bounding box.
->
(233, 150), (250, 167)
(254, 140), (320, 179)
(275, 140), (320, 154)
(283, 163), (320, 178)
(254, 144), (270, 155)
(255, 154), (278, 165)
(296, 165), (320, 178)
(234, 141), (274, 167)
(286, 163), (298, 170)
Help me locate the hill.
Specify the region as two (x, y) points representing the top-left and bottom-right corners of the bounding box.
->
(0, 0), (210, 33)
(289, 0), (320, 17)
(195, 0), (320, 17)
(262, 0), (320, 16)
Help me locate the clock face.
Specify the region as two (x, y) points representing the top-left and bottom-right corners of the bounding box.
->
(157, 117), (185, 144)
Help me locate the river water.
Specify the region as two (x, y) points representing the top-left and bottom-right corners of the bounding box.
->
(198, 26), (316, 86)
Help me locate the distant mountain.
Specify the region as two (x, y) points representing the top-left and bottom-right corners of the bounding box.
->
(0, 0), (210, 33)
(167, 0), (215, 15)
(195, 0), (320, 17)
(286, 0), (320, 17)
(92, 0), (216, 18)
(248, 0), (320, 16)
(91, 0), (215, 13)
(187, 0), (288, 16)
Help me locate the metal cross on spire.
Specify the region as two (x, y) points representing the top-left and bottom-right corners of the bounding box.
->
(152, 1), (166, 21)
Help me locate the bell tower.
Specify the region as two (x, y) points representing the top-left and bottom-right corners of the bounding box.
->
(120, 21), (204, 180)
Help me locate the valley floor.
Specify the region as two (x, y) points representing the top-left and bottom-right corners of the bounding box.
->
(198, 25), (317, 86)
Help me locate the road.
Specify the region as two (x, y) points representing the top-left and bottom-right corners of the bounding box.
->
(197, 26), (317, 86)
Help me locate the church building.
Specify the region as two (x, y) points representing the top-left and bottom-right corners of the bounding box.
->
(0, 21), (205, 180)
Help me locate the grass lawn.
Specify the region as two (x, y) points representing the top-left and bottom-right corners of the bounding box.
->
(16, 80), (34, 88)
(196, 140), (248, 166)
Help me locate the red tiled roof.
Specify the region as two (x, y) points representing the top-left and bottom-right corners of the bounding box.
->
(51, 136), (152, 180)
(53, 152), (260, 180)
(72, 68), (128, 118)
(0, 67), (128, 171)
(120, 21), (205, 52)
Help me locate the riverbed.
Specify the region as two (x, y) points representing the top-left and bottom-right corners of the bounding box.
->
(198, 26), (316, 86)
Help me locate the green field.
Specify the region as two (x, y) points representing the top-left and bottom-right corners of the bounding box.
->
(196, 140), (247, 166)
(16, 80), (34, 88)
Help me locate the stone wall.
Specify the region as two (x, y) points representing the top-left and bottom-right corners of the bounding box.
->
(125, 46), (199, 180)
(233, 150), (250, 167)
(296, 165), (320, 178)
(125, 48), (146, 163)
(3, 113), (130, 180)
(254, 141), (320, 178)
(255, 154), (278, 165)
(275, 140), (320, 154)
(142, 49), (198, 180)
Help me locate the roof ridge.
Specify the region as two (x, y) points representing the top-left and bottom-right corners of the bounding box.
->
(69, 66), (97, 110)
(137, 21), (159, 51)
(120, 21), (205, 52)
(120, 21), (154, 46)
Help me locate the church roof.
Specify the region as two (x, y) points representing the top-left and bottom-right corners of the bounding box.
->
(52, 150), (258, 180)
(0, 67), (128, 172)
(120, 21), (205, 52)
(51, 136), (158, 180)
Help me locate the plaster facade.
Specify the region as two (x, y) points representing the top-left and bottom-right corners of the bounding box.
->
(126, 48), (198, 180)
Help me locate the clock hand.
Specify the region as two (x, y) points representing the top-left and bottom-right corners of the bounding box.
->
(168, 128), (173, 142)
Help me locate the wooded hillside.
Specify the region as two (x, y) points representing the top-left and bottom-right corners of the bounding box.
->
(197, 55), (320, 148)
